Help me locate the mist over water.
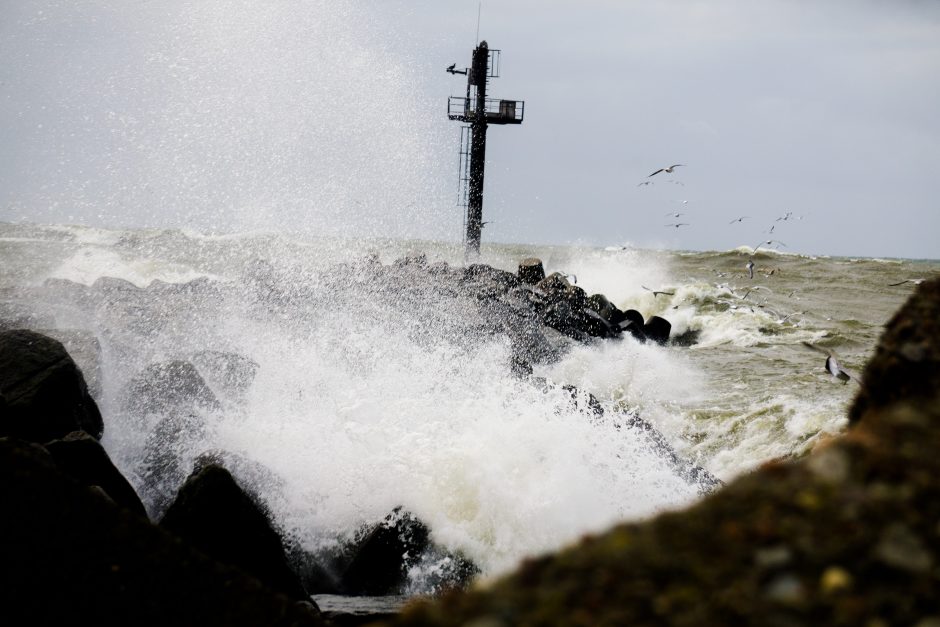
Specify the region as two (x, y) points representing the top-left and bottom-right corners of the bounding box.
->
(1, 0), (454, 239)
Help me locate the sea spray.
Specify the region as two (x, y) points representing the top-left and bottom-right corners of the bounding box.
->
(3, 222), (929, 587)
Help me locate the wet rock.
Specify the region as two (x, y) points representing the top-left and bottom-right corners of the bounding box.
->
(0, 437), (323, 626)
(585, 293), (616, 321)
(535, 272), (572, 303)
(643, 315), (672, 345)
(669, 328), (701, 347)
(160, 463), (310, 602)
(463, 264), (521, 296)
(616, 309), (648, 342)
(138, 411), (210, 518)
(44, 431), (147, 517)
(0, 329), (103, 442)
(341, 508), (432, 596)
(517, 257), (545, 285)
(36, 328), (103, 398)
(577, 308), (619, 339)
(120, 360), (220, 423)
(191, 350), (259, 400)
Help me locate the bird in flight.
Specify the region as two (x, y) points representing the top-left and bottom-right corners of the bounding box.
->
(665, 223), (689, 228)
(888, 278), (925, 287)
(802, 342), (862, 385)
(642, 285), (675, 297)
(649, 164), (684, 177)
(753, 240), (787, 254)
(664, 211), (684, 218)
(745, 260), (755, 279)
(729, 216), (750, 224)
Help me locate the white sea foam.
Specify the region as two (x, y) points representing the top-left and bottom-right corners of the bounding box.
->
(149, 298), (702, 577)
(46, 245), (217, 287)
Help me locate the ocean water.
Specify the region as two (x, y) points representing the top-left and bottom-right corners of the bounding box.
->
(2, 221), (936, 585)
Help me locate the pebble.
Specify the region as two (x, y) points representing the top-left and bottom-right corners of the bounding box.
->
(874, 524), (933, 573)
(819, 566), (852, 594)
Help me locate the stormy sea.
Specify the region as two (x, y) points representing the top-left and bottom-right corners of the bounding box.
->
(2, 220), (936, 607)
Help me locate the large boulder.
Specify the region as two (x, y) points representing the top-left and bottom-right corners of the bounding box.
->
(0, 329), (103, 442)
(120, 360), (220, 423)
(191, 350), (259, 401)
(137, 410), (210, 519)
(44, 431), (147, 518)
(37, 329), (103, 398)
(0, 438), (322, 626)
(341, 508), (432, 596)
(643, 315), (672, 345)
(517, 258), (545, 285)
(159, 463), (310, 602)
(848, 278), (940, 424)
(382, 277), (940, 627)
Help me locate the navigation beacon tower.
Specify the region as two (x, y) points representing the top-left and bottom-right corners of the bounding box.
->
(446, 41), (525, 258)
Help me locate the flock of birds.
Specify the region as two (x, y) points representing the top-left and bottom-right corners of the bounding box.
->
(643, 164), (801, 255)
(633, 163), (927, 386)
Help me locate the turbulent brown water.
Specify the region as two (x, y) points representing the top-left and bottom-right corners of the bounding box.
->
(1, 221), (937, 584)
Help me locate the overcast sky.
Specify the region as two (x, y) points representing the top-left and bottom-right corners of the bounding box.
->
(2, 1), (939, 259)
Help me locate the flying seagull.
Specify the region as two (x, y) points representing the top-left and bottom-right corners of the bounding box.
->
(637, 181), (654, 187)
(642, 285), (675, 297)
(649, 164), (684, 177)
(888, 278), (926, 287)
(753, 239), (787, 254)
(745, 259), (755, 279)
(665, 223), (689, 228)
(802, 342), (862, 385)
(664, 211), (684, 218)
(729, 216), (750, 224)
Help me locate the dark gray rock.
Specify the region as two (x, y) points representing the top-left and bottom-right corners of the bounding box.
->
(0, 329), (103, 442)
(160, 463), (310, 602)
(43, 431), (147, 517)
(517, 257), (546, 285)
(585, 293), (616, 321)
(0, 437), (322, 626)
(120, 360), (220, 422)
(37, 328), (103, 398)
(341, 508), (432, 596)
(643, 315), (672, 345)
(138, 411), (210, 518)
(192, 350), (259, 400)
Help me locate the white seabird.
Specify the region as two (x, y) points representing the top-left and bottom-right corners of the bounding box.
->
(642, 285), (675, 297)
(802, 342), (862, 385)
(648, 164), (684, 177)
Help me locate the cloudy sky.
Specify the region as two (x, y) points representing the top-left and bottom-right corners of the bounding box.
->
(2, 1), (939, 259)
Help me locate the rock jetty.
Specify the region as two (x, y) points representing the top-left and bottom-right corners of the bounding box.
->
(384, 278), (940, 626)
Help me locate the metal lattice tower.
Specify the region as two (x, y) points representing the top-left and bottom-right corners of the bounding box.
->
(447, 41), (524, 258)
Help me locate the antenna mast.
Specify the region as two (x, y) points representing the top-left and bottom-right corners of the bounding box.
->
(446, 42), (525, 258)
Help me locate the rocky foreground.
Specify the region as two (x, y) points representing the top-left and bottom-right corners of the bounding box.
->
(0, 255), (693, 626)
(2, 256), (937, 625)
(383, 278), (940, 626)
